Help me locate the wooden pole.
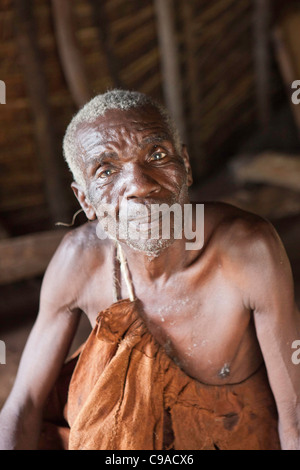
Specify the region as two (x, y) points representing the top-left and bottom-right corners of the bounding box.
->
(154, 0), (187, 144)
(14, 0), (71, 224)
(253, 0), (272, 130)
(51, 0), (92, 108)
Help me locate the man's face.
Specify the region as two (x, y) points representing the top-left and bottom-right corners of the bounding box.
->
(74, 105), (192, 254)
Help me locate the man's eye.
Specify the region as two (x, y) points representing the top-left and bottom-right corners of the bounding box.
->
(99, 169), (114, 178)
(150, 151), (167, 161)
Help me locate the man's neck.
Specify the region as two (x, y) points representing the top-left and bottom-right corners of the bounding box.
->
(119, 237), (196, 286)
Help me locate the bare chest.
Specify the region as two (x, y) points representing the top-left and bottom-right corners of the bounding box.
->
(80, 271), (262, 385)
(140, 290), (262, 384)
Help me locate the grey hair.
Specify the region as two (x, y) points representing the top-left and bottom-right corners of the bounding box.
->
(63, 89), (182, 188)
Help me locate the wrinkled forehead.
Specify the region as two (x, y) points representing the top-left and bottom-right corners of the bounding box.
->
(75, 106), (174, 158)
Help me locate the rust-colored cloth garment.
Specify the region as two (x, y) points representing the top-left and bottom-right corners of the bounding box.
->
(39, 298), (281, 450)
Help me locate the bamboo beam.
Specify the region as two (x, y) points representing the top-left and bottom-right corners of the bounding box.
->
(0, 229), (67, 285)
(14, 0), (71, 223)
(231, 151), (300, 192)
(154, 0), (186, 144)
(51, 0), (92, 108)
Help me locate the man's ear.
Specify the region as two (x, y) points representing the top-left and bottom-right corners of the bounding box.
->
(71, 182), (97, 220)
(181, 145), (193, 187)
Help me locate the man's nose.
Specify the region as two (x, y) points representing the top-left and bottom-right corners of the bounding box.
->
(123, 163), (161, 200)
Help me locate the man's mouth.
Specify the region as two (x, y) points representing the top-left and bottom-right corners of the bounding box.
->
(126, 210), (160, 223)
(132, 214), (162, 233)
(116, 198), (182, 241)
(125, 209), (161, 234)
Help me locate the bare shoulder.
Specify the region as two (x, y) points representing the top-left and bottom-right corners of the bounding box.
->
(204, 201), (295, 309)
(203, 201), (284, 258)
(40, 221), (111, 313)
(45, 221), (104, 271)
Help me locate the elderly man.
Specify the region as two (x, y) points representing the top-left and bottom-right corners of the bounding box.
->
(0, 90), (299, 450)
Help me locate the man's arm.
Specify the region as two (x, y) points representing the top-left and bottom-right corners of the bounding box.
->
(240, 219), (300, 450)
(0, 231), (83, 450)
